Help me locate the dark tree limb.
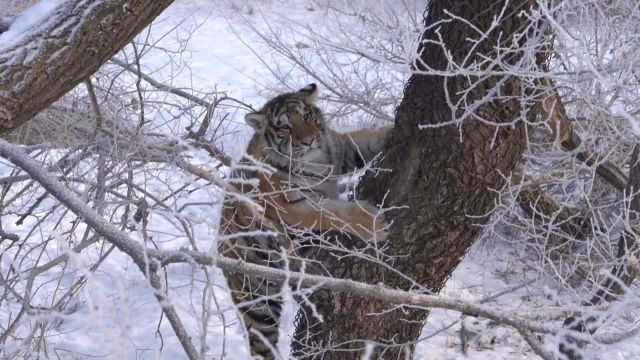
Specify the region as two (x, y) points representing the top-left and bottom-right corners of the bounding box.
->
(562, 131), (627, 192)
(538, 83), (627, 191)
(0, 229), (19, 243)
(0, 0), (175, 134)
(513, 84), (626, 255)
(517, 184), (591, 242)
(292, 1), (540, 358)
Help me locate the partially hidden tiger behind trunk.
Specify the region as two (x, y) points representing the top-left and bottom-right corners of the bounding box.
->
(218, 84), (390, 359)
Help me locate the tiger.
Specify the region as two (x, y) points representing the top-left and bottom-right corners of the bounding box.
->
(218, 83), (390, 359)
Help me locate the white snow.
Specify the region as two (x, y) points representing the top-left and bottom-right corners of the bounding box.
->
(0, 0), (65, 50)
(0, 0), (638, 359)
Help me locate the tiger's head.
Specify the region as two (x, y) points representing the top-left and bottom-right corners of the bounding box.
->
(245, 84), (330, 173)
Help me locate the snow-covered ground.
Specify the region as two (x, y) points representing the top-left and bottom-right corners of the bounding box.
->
(0, 1), (637, 359)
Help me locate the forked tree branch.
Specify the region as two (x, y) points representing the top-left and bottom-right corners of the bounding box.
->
(512, 83), (627, 251)
(0, 0), (174, 134)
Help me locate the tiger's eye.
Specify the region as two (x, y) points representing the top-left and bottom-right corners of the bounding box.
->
(275, 113), (288, 126)
(277, 125), (291, 135)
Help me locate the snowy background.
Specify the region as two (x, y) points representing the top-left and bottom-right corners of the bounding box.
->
(0, 0), (638, 359)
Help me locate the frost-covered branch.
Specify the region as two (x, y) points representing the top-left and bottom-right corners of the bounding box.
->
(2, 0), (640, 357)
(0, 129), (622, 357)
(0, 136), (553, 358)
(160, 250), (567, 336)
(0, 138), (200, 360)
(234, 0), (640, 357)
(0, 0), (174, 134)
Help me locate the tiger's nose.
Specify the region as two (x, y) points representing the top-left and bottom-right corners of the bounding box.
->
(300, 136), (315, 146)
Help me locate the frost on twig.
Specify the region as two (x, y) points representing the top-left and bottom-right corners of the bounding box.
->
(0, 137), (595, 360)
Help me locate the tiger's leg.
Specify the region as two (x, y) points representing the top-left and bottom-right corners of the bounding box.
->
(219, 237), (287, 360)
(219, 206), (289, 359)
(340, 127), (391, 163)
(259, 174), (384, 241)
(228, 273), (282, 359)
(273, 198), (386, 242)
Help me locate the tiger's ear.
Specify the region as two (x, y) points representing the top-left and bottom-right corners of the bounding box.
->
(298, 83), (318, 103)
(245, 112), (268, 133)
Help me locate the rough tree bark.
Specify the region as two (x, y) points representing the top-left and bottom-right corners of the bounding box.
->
(293, 0), (541, 358)
(0, 0), (174, 134)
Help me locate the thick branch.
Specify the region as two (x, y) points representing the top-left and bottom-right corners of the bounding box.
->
(513, 85), (626, 253)
(160, 251), (561, 336)
(539, 84), (627, 191)
(562, 131), (627, 192)
(517, 184), (590, 237)
(0, 0), (174, 134)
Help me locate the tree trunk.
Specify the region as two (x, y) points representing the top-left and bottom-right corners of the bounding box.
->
(292, 0), (540, 358)
(0, 0), (174, 135)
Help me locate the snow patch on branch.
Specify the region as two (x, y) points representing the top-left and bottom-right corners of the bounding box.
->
(0, 0), (65, 50)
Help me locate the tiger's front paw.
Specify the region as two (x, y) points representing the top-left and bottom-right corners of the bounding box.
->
(372, 214), (389, 243)
(358, 201), (389, 243)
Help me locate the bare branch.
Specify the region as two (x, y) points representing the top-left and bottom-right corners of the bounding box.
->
(160, 250), (562, 336)
(0, 138), (200, 360)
